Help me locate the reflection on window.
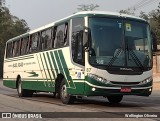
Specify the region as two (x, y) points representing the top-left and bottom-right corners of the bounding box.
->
(12, 40), (20, 57)
(54, 23), (69, 48)
(6, 42), (12, 58)
(5, 22), (70, 57)
(40, 29), (52, 50)
(71, 18), (84, 65)
(20, 37), (29, 55)
(31, 33), (39, 52)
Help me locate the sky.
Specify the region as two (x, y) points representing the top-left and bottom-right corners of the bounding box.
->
(5, 0), (160, 30)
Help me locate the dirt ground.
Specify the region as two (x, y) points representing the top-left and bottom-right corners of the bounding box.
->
(153, 82), (160, 90)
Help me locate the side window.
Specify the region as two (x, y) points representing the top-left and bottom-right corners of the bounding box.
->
(46, 29), (52, 49)
(6, 42), (12, 58)
(12, 41), (16, 57)
(41, 29), (52, 50)
(26, 37), (32, 54)
(71, 18), (84, 65)
(54, 22), (69, 48)
(64, 23), (69, 46)
(12, 40), (20, 57)
(31, 33), (39, 52)
(20, 37), (29, 55)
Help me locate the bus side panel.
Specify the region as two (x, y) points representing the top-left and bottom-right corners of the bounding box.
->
(3, 54), (55, 92)
(55, 48), (85, 95)
(3, 79), (16, 89)
(22, 80), (54, 92)
(20, 53), (55, 92)
(3, 60), (17, 89)
(3, 47), (86, 94)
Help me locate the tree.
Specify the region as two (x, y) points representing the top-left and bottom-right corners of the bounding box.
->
(119, 8), (135, 15)
(148, 3), (160, 45)
(0, 0), (5, 10)
(120, 2), (160, 47)
(139, 11), (149, 21)
(77, 4), (99, 11)
(0, 0), (29, 78)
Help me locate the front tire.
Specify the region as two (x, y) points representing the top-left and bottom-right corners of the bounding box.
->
(60, 79), (75, 104)
(17, 78), (33, 97)
(107, 95), (123, 103)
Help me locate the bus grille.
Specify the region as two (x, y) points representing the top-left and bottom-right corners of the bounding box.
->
(110, 81), (140, 86)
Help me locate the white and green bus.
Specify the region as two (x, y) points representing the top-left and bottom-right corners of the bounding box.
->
(3, 11), (153, 104)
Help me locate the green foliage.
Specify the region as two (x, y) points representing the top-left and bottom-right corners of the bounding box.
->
(0, 0), (29, 78)
(139, 11), (149, 21)
(147, 3), (160, 44)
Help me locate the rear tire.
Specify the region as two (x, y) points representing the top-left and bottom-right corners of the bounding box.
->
(60, 79), (75, 104)
(17, 78), (33, 97)
(107, 95), (123, 104)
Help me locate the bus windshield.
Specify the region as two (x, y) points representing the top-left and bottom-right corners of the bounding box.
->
(89, 17), (152, 72)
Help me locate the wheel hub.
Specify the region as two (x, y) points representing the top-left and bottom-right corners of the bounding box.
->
(18, 82), (22, 94)
(61, 85), (68, 99)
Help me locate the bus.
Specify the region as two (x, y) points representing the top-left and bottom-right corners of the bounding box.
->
(3, 11), (153, 104)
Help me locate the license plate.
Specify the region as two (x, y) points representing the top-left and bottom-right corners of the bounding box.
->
(120, 87), (131, 92)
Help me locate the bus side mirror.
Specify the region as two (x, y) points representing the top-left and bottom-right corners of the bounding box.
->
(83, 26), (91, 49)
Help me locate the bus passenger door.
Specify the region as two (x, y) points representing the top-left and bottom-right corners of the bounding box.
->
(71, 18), (85, 95)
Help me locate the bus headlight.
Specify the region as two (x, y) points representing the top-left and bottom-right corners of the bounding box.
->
(139, 76), (152, 85)
(88, 73), (110, 84)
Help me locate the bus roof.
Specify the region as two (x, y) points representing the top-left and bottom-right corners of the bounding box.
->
(30, 11), (146, 34)
(74, 11), (145, 21)
(7, 11), (146, 43)
(7, 32), (29, 43)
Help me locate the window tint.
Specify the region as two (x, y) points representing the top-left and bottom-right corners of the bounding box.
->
(20, 37), (29, 55)
(41, 31), (47, 50)
(46, 29), (52, 49)
(5, 23), (69, 58)
(64, 23), (69, 46)
(31, 33), (39, 52)
(54, 22), (69, 48)
(12, 40), (20, 57)
(26, 37), (32, 54)
(71, 18), (84, 65)
(6, 42), (12, 58)
(41, 29), (52, 50)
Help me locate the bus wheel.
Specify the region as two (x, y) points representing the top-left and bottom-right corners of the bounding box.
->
(17, 78), (33, 97)
(60, 79), (75, 104)
(107, 95), (123, 104)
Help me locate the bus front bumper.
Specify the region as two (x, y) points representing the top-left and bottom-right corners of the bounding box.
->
(84, 81), (153, 96)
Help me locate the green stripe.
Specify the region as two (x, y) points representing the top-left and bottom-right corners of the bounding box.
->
(40, 53), (48, 82)
(43, 53), (53, 83)
(54, 51), (63, 73)
(22, 81), (54, 92)
(3, 78), (54, 81)
(58, 50), (75, 88)
(54, 51), (69, 87)
(46, 52), (56, 79)
(50, 52), (58, 75)
(3, 80), (16, 89)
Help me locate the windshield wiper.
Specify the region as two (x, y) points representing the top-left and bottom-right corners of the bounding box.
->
(128, 48), (144, 71)
(125, 37), (144, 71)
(107, 48), (123, 68)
